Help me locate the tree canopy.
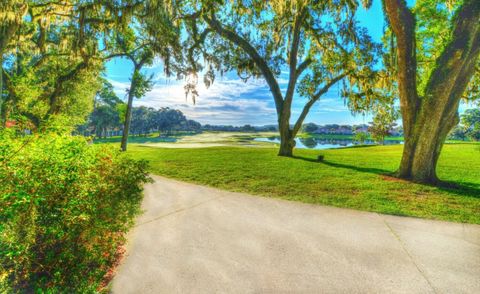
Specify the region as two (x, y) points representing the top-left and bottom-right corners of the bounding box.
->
(0, 0), (144, 128)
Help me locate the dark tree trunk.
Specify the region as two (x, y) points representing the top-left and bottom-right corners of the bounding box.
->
(398, 107), (459, 183)
(277, 98), (296, 157)
(120, 69), (138, 152)
(384, 0), (480, 184)
(278, 126), (295, 157)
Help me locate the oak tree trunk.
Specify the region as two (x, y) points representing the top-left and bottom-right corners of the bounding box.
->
(278, 128), (295, 157)
(120, 69), (137, 152)
(277, 99), (296, 157)
(398, 103), (460, 183)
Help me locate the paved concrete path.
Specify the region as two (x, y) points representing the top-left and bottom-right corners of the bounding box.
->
(111, 176), (480, 294)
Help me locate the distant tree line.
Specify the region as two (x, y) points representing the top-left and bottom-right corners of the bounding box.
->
(78, 81), (201, 138)
(130, 107), (201, 136)
(301, 122), (403, 137)
(80, 105), (202, 138)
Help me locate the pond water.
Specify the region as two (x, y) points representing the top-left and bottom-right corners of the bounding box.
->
(253, 137), (402, 150)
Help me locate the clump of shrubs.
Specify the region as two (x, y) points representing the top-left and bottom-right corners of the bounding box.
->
(0, 130), (150, 292)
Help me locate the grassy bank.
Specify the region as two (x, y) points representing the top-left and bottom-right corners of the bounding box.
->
(297, 133), (404, 141)
(128, 143), (480, 224)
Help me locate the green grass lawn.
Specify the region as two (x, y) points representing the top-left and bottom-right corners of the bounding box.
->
(127, 143), (480, 224)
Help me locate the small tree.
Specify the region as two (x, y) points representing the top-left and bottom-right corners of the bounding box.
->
(368, 105), (399, 145)
(107, 2), (181, 151)
(353, 131), (368, 144)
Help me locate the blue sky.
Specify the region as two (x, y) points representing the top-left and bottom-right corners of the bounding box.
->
(105, 0), (470, 126)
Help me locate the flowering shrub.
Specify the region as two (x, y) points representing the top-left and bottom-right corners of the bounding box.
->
(0, 130), (150, 292)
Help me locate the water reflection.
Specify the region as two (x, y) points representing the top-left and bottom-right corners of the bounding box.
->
(299, 137), (317, 148)
(254, 137), (402, 150)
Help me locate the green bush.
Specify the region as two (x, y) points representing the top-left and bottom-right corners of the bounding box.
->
(0, 130), (151, 292)
(353, 131), (368, 144)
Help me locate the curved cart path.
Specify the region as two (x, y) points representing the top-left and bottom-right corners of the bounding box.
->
(111, 176), (480, 293)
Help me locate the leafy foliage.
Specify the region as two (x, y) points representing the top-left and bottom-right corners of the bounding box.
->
(302, 123), (318, 133)
(368, 104), (399, 144)
(448, 125), (467, 141)
(413, 0), (479, 100)
(0, 130), (150, 292)
(382, 0), (479, 107)
(461, 108), (480, 141)
(1, 0), (143, 128)
(353, 131), (369, 144)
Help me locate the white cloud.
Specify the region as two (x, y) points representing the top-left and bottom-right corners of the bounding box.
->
(108, 76), (278, 125)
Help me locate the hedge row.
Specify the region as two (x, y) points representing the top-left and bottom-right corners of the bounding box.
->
(0, 131), (150, 292)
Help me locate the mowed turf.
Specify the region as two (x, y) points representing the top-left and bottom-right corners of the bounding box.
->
(128, 143), (480, 224)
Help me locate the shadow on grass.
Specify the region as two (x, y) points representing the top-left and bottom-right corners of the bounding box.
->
(435, 181), (480, 199)
(292, 155), (393, 175)
(293, 155), (480, 199)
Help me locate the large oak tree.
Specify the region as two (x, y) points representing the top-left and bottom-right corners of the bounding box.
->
(181, 0), (381, 156)
(382, 0), (480, 183)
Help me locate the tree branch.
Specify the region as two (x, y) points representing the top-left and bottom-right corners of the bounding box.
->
(137, 55), (150, 69)
(295, 58), (312, 77)
(104, 52), (128, 60)
(203, 13), (284, 114)
(188, 28), (212, 71)
(285, 7), (308, 105)
(313, 72), (348, 100)
(47, 61), (89, 116)
(292, 72), (347, 135)
(383, 0), (420, 125)
(2, 68), (17, 102)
